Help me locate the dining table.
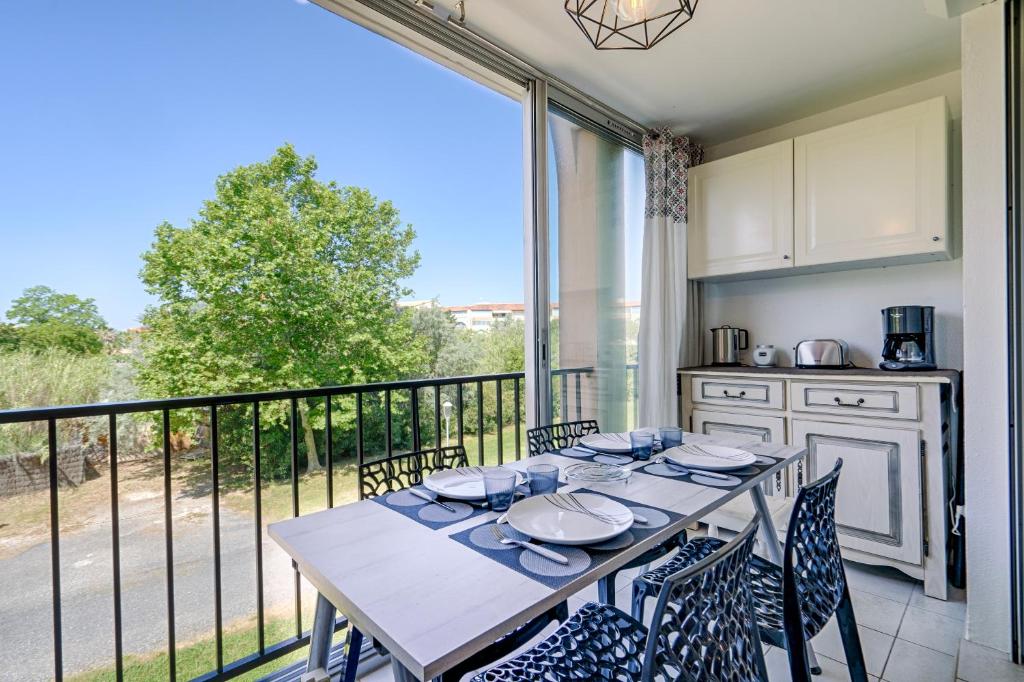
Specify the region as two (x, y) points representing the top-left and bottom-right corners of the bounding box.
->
(268, 431), (808, 682)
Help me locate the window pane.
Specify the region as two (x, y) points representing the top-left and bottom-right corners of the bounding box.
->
(547, 110), (644, 431)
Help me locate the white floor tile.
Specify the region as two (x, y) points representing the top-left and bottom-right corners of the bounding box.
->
(813, 616), (894, 677)
(897, 606), (964, 655)
(764, 647), (878, 682)
(850, 588), (909, 636)
(882, 638), (956, 682)
(844, 561), (918, 605)
(957, 638), (1024, 682)
(908, 584), (966, 623)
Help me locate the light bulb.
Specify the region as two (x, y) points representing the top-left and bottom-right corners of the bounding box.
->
(609, 0), (659, 23)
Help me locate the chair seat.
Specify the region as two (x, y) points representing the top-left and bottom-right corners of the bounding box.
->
(471, 602), (648, 682)
(633, 538), (788, 646)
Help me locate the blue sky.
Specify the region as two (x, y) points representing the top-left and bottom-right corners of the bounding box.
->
(0, 0), (524, 329)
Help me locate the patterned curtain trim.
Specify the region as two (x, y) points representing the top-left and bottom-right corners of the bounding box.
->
(643, 127), (704, 224)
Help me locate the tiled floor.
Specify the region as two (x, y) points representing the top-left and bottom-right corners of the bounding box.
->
(357, 559), (1018, 682)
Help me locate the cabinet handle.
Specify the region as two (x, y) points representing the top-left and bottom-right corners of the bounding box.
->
(932, 236), (941, 242)
(834, 397), (866, 407)
(722, 390), (747, 399)
(782, 254), (790, 260)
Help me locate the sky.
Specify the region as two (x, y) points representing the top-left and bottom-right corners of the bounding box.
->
(0, 0), (525, 329)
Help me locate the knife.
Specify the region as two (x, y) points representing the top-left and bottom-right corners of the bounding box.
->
(410, 487), (458, 512)
(660, 457), (732, 481)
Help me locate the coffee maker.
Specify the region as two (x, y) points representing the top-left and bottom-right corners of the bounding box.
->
(880, 306), (936, 371)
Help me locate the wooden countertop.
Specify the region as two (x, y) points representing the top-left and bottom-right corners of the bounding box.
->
(679, 365), (959, 384)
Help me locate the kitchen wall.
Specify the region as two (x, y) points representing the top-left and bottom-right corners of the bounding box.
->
(701, 70), (964, 370)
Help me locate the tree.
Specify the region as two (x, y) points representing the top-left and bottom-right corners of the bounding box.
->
(0, 323), (19, 352)
(138, 144), (424, 473)
(5, 286), (107, 355)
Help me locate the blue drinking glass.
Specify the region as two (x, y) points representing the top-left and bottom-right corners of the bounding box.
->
(484, 469), (518, 511)
(659, 426), (683, 449)
(630, 431), (655, 461)
(527, 463), (559, 496)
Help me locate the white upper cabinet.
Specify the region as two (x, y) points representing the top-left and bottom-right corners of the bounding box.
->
(793, 97), (950, 267)
(687, 140), (794, 278)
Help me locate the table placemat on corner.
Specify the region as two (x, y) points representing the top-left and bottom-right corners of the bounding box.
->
(639, 448), (782, 490)
(447, 488), (683, 590)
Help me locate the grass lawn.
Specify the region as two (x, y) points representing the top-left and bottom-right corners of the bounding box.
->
(69, 614), (327, 682)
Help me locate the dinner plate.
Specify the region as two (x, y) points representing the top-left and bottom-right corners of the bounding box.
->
(507, 492), (635, 545)
(664, 443), (756, 471)
(422, 466), (524, 500)
(578, 430), (656, 454)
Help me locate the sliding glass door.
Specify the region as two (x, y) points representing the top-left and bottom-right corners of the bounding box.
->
(546, 106), (645, 431)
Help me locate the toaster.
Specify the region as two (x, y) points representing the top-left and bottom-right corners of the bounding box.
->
(794, 339), (851, 369)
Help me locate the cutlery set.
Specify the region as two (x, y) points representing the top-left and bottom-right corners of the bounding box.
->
(653, 456), (732, 481)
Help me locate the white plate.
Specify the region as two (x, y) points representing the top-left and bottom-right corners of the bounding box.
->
(507, 492), (634, 545)
(664, 443), (756, 471)
(578, 432), (633, 454)
(422, 466), (524, 501)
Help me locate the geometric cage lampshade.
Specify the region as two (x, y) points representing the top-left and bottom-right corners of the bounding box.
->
(564, 0), (698, 50)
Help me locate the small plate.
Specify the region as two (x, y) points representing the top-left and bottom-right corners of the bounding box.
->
(664, 443), (756, 471)
(422, 466), (524, 500)
(507, 492), (635, 545)
(564, 462), (632, 483)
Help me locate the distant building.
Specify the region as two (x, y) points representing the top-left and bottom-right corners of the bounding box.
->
(399, 300), (640, 331)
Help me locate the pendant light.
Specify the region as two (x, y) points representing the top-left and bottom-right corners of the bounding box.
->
(565, 0), (698, 50)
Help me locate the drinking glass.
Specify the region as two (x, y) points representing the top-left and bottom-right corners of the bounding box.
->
(658, 426), (683, 449)
(527, 463), (559, 496)
(484, 469), (518, 511)
(630, 431), (655, 461)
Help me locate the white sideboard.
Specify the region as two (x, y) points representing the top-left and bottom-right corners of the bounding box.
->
(679, 367), (959, 600)
(687, 96), (951, 281)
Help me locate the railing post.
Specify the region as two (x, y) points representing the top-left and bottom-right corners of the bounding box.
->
(476, 381), (484, 465)
(108, 414), (124, 682)
(253, 402), (266, 655)
(411, 388), (421, 452)
(289, 399), (301, 636)
(456, 383), (465, 446)
(325, 397), (334, 508)
(47, 418), (63, 682)
(162, 410), (177, 681)
(211, 406), (224, 672)
(496, 380), (503, 465)
(514, 378), (522, 460)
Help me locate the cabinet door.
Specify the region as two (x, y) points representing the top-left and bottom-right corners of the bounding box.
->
(792, 419), (921, 565)
(794, 97), (949, 267)
(692, 409), (787, 498)
(688, 140), (794, 278)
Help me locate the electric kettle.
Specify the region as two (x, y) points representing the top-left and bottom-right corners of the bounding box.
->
(709, 325), (748, 366)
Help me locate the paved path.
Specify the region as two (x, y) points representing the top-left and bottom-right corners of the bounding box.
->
(0, 489), (302, 680)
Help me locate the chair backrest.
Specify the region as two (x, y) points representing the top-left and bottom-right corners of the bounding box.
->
(358, 445), (469, 500)
(526, 420), (599, 457)
(782, 458), (846, 640)
(641, 519), (768, 682)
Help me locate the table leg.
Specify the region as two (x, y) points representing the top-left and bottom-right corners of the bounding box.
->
(391, 657), (421, 682)
(306, 592), (336, 677)
(749, 485), (821, 674)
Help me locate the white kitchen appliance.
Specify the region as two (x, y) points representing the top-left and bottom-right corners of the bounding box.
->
(753, 345), (777, 367)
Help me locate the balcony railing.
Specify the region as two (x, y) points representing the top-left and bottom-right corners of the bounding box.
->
(0, 366), (643, 682)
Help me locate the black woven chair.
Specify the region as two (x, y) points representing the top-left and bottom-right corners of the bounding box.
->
(359, 445), (567, 682)
(472, 518), (767, 682)
(631, 459), (867, 682)
(526, 420), (687, 607)
(358, 445), (470, 499)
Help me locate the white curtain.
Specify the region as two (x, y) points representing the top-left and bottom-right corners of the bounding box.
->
(638, 129), (703, 427)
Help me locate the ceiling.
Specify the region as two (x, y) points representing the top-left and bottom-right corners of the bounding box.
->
(448, 0), (962, 144)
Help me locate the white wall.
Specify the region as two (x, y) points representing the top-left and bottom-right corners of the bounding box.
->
(702, 261), (964, 369)
(961, 0), (1010, 654)
(702, 71), (964, 370)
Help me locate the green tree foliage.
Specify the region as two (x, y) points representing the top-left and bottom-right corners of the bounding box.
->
(5, 286), (108, 354)
(0, 323), (19, 352)
(138, 144), (424, 474)
(0, 349), (112, 455)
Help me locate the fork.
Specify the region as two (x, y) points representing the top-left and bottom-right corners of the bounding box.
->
(490, 525), (569, 565)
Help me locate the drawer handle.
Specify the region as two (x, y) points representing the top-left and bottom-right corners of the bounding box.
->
(722, 390), (747, 399)
(834, 397), (865, 407)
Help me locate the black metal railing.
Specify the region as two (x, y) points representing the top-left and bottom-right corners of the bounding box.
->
(0, 367), (605, 682)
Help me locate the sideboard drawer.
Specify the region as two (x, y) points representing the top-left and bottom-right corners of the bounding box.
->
(691, 376), (784, 410)
(790, 381), (920, 421)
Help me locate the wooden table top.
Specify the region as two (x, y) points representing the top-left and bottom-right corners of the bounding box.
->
(269, 432), (806, 680)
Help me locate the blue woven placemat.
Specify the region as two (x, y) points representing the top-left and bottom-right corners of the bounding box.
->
(640, 453), (780, 489)
(372, 481), (569, 530)
(448, 489), (682, 589)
